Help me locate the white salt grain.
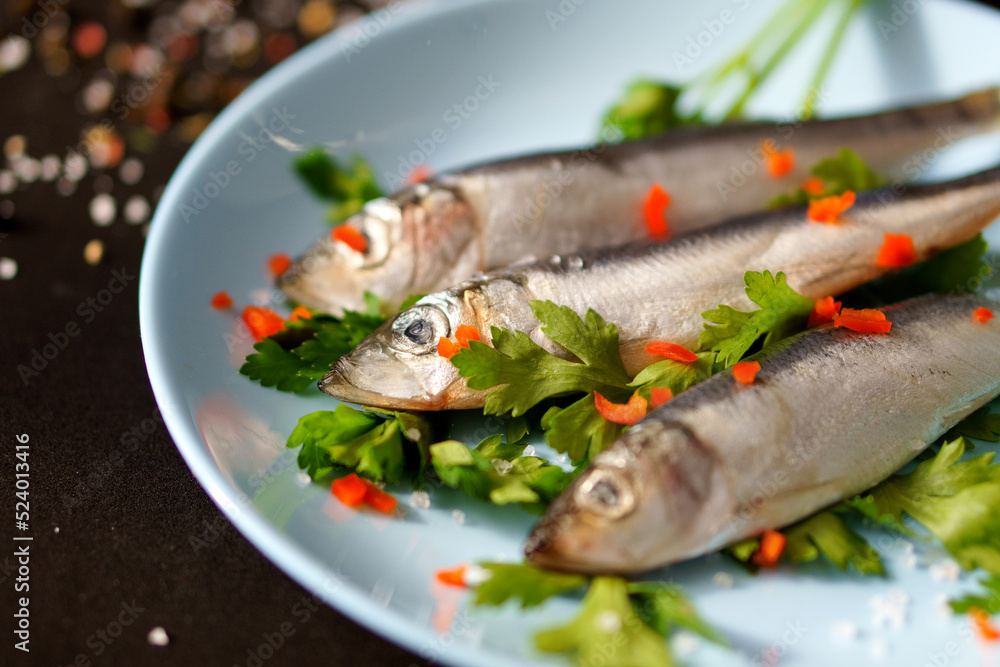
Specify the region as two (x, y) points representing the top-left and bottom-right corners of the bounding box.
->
(451, 509), (466, 526)
(408, 490), (430, 509)
(147, 626), (169, 647)
(929, 558), (961, 583)
(832, 620), (859, 641)
(671, 630), (700, 657)
(713, 571), (734, 588)
(595, 610), (622, 633)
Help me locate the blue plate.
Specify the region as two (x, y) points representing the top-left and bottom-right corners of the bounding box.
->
(140, 1), (1000, 664)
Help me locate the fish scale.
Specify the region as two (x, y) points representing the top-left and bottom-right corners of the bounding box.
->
(526, 294), (1000, 574)
(321, 165), (1000, 411)
(280, 89), (1000, 315)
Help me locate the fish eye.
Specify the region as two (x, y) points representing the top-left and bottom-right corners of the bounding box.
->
(390, 305), (450, 353)
(575, 468), (636, 519)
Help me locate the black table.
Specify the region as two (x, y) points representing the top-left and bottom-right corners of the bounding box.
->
(3, 0), (1000, 665)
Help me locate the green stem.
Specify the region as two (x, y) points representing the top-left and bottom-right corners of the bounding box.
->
(800, 0), (867, 118)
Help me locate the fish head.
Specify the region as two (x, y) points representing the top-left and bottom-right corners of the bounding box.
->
(277, 198), (416, 315)
(278, 184), (479, 316)
(319, 294), (483, 409)
(525, 425), (729, 574)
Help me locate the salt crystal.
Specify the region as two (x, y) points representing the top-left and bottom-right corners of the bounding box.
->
(870, 591), (909, 629)
(899, 553), (917, 568)
(404, 427), (421, 442)
(147, 626), (169, 647)
(89, 193), (116, 226)
(295, 472), (311, 487)
(408, 490), (430, 509)
(83, 239), (104, 265)
(594, 610), (622, 633)
(523, 445), (535, 457)
(491, 458), (513, 475)
(832, 620), (859, 641)
(713, 571), (734, 588)
(0, 257), (17, 280)
(869, 638), (890, 660)
(0, 36), (30, 73)
(463, 566), (493, 586)
(929, 558), (961, 582)
(451, 509), (466, 526)
(119, 157), (144, 185)
(0, 170), (15, 194)
(124, 195), (150, 224)
(40, 155), (60, 181)
(671, 630), (700, 657)
(934, 593), (951, 617)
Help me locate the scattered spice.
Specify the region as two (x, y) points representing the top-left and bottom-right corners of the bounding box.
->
(332, 225), (368, 253)
(807, 295), (842, 328)
(594, 391), (648, 425)
(242, 305), (285, 340)
(649, 387), (673, 409)
(732, 361), (761, 385)
(268, 252), (293, 276)
(643, 183), (671, 240)
(807, 190), (856, 224)
(833, 307), (892, 334)
(645, 341), (698, 363)
(211, 291), (233, 309)
(973, 307), (995, 324)
(752, 529), (786, 568)
(876, 233), (917, 268)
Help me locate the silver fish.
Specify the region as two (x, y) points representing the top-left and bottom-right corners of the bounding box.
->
(319, 166), (1000, 410)
(524, 293), (1000, 574)
(280, 89), (1000, 314)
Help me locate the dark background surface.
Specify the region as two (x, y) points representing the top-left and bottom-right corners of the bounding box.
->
(2, 0), (1000, 665)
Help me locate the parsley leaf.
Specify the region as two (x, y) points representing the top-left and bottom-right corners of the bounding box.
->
(293, 147), (384, 224)
(534, 577), (675, 667)
(473, 562), (588, 609)
(451, 301), (631, 417)
(699, 270), (813, 366)
(865, 438), (1000, 574)
(950, 574), (1000, 614)
(628, 581), (727, 646)
(946, 403), (1000, 443)
(599, 80), (698, 141)
(768, 148), (887, 208)
(628, 353), (716, 396)
(542, 395), (624, 464)
(781, 510), (886, 576)
(430, 435), (573, 508)
(286, 405), (429, 482)
(240, 310), (386, 393)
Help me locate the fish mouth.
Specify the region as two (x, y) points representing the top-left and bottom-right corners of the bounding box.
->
(319, 362), (444, 411)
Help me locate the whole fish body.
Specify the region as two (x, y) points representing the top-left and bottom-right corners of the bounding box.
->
(319, 166), (1000, 410)
(524, 293), (1000, 574)
(279, 89), (1000, 315)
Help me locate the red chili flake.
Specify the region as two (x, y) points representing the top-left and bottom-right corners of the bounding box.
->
(970, 607), (1000, 642)
(761, 140), (794, 178)
(210, 291), (233, 309)
(807, 191), (856, 224)
(331, 473), (367, 508)
(732, 361), (761, 385)
(594, 391), (648, 425)
(406, 164), (434, 184)
(802, 176), (825, 195)
(752, 529), (786, 568)
(876, 233), (917, 268)
(435, 565), (468, 587)
(361, 479), (398, 514)
(332, 225), (368, 253)
(645, 341), (698, 363)
(268, 252), (293, 277)
(437, 337), (461, 359)
(643, 183), (672, 240)
(974, 307), (995, 324)
(288, 305), (312, 322)
(242, 305), (285, 340)
(649, 387), (673, 409)
(807, 296), (843, 328)
(72, 22), (108, 59)
(454, 325), (480, 346)
(833, 307), (892, 334)
(264, 33), (297, 65)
